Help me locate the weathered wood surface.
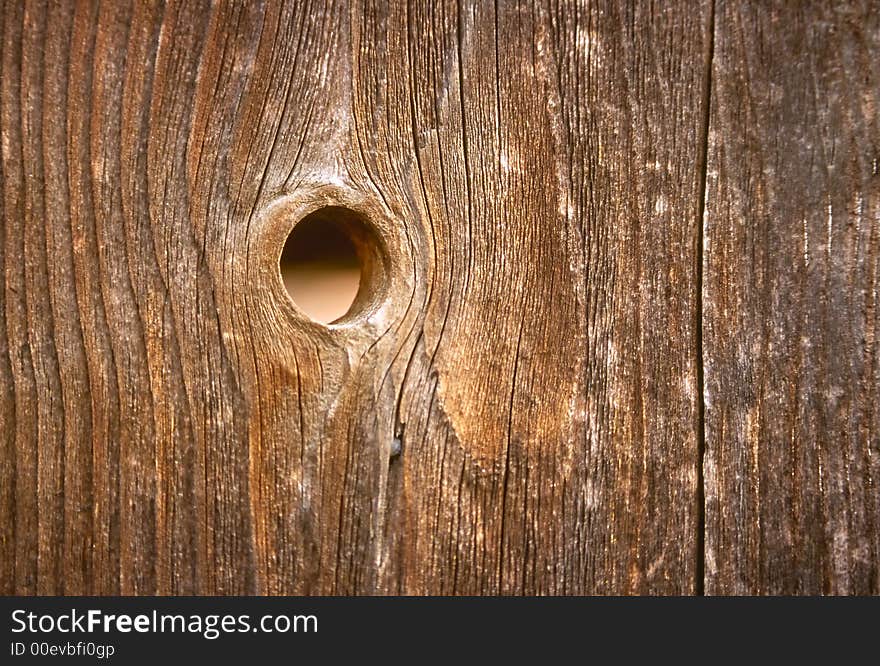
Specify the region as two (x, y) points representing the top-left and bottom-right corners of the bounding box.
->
(703, 1), (880, 594)
(0, 0), (875, 595)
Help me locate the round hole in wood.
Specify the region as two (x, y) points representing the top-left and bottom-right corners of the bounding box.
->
(279, 205), (385, 325)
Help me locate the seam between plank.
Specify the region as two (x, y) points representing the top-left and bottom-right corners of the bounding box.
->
(695, 0), (716, 597)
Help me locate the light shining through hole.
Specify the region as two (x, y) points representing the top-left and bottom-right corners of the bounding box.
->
(280, 207), (367, 324)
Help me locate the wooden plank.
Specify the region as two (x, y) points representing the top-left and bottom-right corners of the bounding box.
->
(703, 1), (880, 594)
(0, 0), (710, 594)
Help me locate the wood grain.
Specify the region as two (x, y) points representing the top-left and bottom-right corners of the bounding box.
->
(702, 0), (880, 594)
(0, 0), (709, 595)
(4, 0), (876, 596)
(346, 0), (709, 594)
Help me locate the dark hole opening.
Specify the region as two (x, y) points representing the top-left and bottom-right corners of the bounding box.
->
(280, 206), (375, 324)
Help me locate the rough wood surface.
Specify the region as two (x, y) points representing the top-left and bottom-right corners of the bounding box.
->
(0, 0), (876, 596)
(702, 1), (880, 594)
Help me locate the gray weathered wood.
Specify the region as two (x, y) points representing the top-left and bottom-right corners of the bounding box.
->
(702, 0), (880, 594)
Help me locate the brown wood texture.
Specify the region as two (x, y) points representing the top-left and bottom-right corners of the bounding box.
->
(703, 1), (880, 594)
(0, 0), (876, 596)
